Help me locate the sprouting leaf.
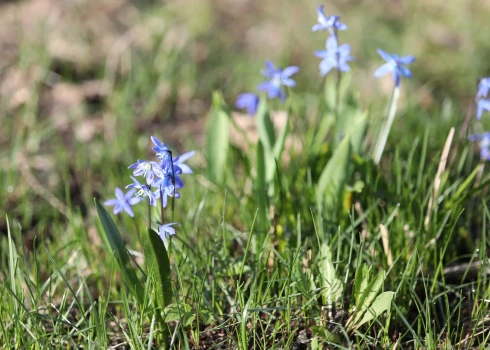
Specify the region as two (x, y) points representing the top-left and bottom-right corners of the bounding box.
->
(206, 91), (230, 184)
(348, 270), (385, 328)
(356, 291), (395, 327)
(319, 243), (343, 306)
(142, 228), (172, 312)
(354, 264), (370, 307)
(95, 200), (144, 304)
(272, 107), (290, 162)
(164, 303), (195, 327)
(255, 98), (276, 195)
(316, 134), (352, 215)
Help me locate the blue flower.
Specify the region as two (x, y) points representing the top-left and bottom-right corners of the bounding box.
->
(374, 49), (416, 87)
(314, 36), (354, 76)
(477, 78), (490, 99)
(257, 61), (299, 101)
(469, 132), (490, 160)
(312, 5), (347, 34)
(104, 187), (141, 217)
(151, 136), (171, 161)
(158, 223), (178, 245)
(126, 176), (157, 206)
(173, 151), (195, 174)
(128, 160), (164, 185)
(476, 99), (490, 120)
(152, 166), (183, 207)
(235, 93), (259, 115)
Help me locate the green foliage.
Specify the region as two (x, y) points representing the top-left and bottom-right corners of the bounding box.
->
(95, 199), (145, 304)
(206, 92), (230, 184)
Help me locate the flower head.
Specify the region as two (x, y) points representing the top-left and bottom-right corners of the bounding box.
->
(152, 165), (183, 207)
(469, 132), (490, 160)
(126, 176), (157, 206)
(374, 49), (415, 87)
(235, 93), (259, 115)
(477, 78), (490, 99)
(104, 187), (141, 217)
(315, 36), (354, 76)
(151, 136), (171, 161)
(128, 160), (164, 185)
(158, 223), (179, 246)
(312, 5), (348, 34)
(257, 61), (299, 101)
(476, 99), (490, 120)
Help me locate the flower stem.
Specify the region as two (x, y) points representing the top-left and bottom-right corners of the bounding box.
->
(373, 86), (400, 165)
(160, 189), (165, 225)
(148, 199), (151, 230)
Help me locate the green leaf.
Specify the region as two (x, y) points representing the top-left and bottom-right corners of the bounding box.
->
(164, 303), (195, 327)
(356, 291), (395, 328)
(354, 264), (370, 307)
(256, 140), (270, 232)
(311, 326), (339, 342)
(319, 244), (343, 306)
(142, 228), (172, 311)
(206, 91), (230, 184)
(95, 200), (144, 304)
(316, 134), (352, 214)
(348, 270), (385, 328)
(255, 98), (276, 195)
(272, 108), (290, 162)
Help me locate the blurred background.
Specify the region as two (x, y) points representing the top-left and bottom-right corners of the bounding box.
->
(1, 0), (490, 235)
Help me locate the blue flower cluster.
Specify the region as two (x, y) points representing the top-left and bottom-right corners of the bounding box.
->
(105, 136), (194, 243)
(469, 77), (490, 160)
(235, 61), (300, 115)
(234, 4), (416, 116)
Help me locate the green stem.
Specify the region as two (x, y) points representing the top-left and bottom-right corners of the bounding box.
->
(373, 86), (400, 165)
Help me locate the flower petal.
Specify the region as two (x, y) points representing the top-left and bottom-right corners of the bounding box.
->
(374, 63), (393, 78)
(281, 66), (299, 78)
(397, 55), (416, 65)
(377, 49), (393, 62)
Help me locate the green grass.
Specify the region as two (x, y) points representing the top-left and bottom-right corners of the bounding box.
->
(2, 1), (490, 349)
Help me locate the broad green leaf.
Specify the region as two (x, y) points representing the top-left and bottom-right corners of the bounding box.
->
(319, 243), (343, 306)
(316, 134), (352, 215)
(142, 228), (172, 311)
(354, 264), (370, 307)
(95, 200), (144, 304)
(256, 98), (275, 152)
(348, 110), (368, 155)
(272, 108), (290, 162)
(255, 98), (276, 195)
(311, 326), (339, 342)
(348, 270), (385, 328)
(164, 303), (195, 327)
(206, 91), (230, 184)
(356, 291), (395, 328)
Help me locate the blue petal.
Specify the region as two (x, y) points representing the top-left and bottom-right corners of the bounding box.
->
(281, 78), (296, 87)
(314, 50), (329, 58)
(319, 59), (336, 76)
(393, 71), (401, 87)
(257, 82), (271, 92)
(316, 4), (328, 25)
(336, 22), (348, 30)
(398, 66), (413, 79)
(281, 66), (299, 78)
(326, 36), (338, 51)
(312, 23), (327, 32)
(397, 55), (416, 65)
(339, 62), (351, 72)
(377, 49), (393, 62)
(374, 62), (393, 78)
